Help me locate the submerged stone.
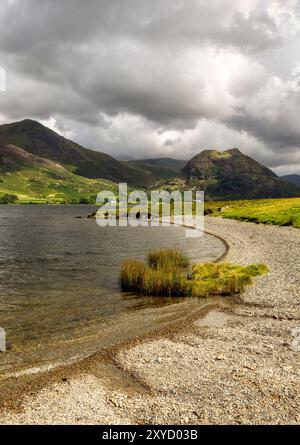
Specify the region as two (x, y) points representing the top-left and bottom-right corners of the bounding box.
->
(0, 327), (6, 353)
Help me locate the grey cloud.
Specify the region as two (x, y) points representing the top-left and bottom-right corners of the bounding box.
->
(0, 0), (299, 174)
(0, 1), (281, 54)
(227, 111), (300, 149)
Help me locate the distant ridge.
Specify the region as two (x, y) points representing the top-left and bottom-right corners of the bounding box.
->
(128, 158), (187, 169)
(281, 174), (300, 188)
(123, 157), (187, 183)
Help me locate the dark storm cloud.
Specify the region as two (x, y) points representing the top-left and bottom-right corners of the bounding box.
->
(0, 0), (300, 173)
(228, 113), (300, 149)
(0, 1), (280, 53)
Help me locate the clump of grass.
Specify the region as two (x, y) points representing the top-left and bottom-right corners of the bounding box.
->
(147, 249), (189, 270)
(121, 261), (190, 297)
(121, 249), (190, 297)
(191, 263), (268, 297)
(120, 249), (268, 298)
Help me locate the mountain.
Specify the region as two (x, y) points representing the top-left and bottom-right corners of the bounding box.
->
(281, 174), (300, 188)
(0, 119), (148, 187)
(158, 148), (300, 200)
(1, 119), (299, 202)
(123, 158), (187, 183)
(0, 142), (118, 203)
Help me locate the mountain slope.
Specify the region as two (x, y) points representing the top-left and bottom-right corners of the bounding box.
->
(156, 148), (300, 200)
(0, 142), (66, 173)
(281, 174), (300, 188)
(0, 142), (118, 203)
(0, 120), (147, 187)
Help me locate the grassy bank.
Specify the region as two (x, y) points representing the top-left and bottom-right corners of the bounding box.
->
(205, 197), (300, 228)
(89, 197), (300, 230)
(0, 167), (118, 204)
(121, 249), (268, 298)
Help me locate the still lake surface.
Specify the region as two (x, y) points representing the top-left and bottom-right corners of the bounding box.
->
(0, 205), (226, 378)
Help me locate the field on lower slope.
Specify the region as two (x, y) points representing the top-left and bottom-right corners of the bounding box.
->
(0, 167), (118, 204)
(206, 198), (300, 228)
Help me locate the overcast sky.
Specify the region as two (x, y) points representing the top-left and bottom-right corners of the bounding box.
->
(0, 0), (300, 174)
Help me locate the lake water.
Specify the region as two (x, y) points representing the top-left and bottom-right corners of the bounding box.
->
(0, 205), (226, 379)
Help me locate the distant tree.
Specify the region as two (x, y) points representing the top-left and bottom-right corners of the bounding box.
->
(79, 196), (96, 204)
(0, 194), (18, 204)
(79, 197), (90, 205)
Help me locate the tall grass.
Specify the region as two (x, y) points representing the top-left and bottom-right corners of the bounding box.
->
(147, 249), (189, 270)
(120, 249), (268, 298)
(120, 260), (147, 292)
(121, 250), (190, 297)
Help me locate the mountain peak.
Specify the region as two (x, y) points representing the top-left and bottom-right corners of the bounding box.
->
(193, 148), (242, 158)
(181, 147), (300, 200)
(226, 148), (241, 155)
(17, 119), (45, 129)
(21, 118), (39, 125)
(5, 119), (53, 137)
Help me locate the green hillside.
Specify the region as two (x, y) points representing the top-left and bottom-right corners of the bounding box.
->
(0, 167), (118, 204)
(0, 143), (118, 204)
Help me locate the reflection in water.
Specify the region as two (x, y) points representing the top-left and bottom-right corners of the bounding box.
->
(0, 205), (226, 378)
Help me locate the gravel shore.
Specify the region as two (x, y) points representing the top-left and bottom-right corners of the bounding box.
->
(1, 217), (300, 425)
